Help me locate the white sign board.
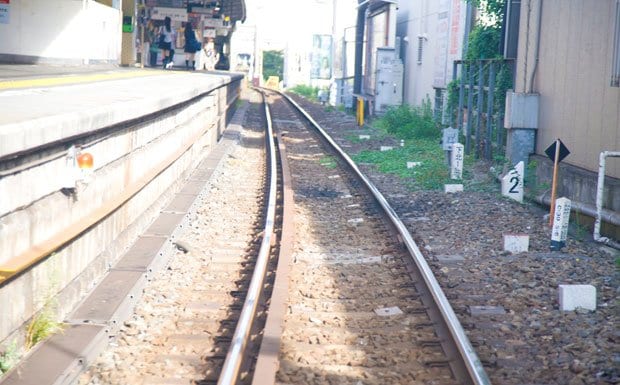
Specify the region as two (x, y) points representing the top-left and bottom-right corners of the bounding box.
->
(152, 7), (188, 22)
(551, 197), (571, 250)
(204, 18), (224, 28)
(442, 127), (459, 151)
(501, 161), (524, 203)
(203, 28), (216, 38)
(450, 143), (464, 179)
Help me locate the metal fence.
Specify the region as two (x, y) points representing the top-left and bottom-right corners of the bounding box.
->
(449, 59), (514, 160)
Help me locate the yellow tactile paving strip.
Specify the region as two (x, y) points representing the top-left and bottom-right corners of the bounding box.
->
(0, 69), (171, 90)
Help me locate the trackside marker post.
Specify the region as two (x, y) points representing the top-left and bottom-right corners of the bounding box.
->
(450, 143), (464, 180)
(550, 197), (571, 251)
(501, 161), (524, 203)
(544, 139), (570, 226)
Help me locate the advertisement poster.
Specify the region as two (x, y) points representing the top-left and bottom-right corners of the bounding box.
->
(0, 0), (9, 25)
(311, 34), (332, 80)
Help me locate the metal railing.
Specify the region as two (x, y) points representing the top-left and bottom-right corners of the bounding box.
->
(450, 59), (514, 160)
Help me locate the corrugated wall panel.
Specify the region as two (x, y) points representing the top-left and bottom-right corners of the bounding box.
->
(531, 0), (620, 178)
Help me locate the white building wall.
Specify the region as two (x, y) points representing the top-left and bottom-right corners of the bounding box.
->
(281, 0), (357, 89)
(397, 0), (468, 107)
(0, 0), (121, 63)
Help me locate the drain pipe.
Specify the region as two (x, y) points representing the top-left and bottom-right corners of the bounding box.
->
(492, 163), (620, 249)
(594, 151), (620, 247)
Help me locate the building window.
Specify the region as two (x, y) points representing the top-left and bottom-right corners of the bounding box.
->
(612, 0), (620, 87)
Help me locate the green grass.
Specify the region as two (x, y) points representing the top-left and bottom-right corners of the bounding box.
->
(319, 156), (338, 169)
(287, 84), (320, 102)
(25, 299), (63, 350)
(353, 138), (452, 190)
(0, 341), (18, 376)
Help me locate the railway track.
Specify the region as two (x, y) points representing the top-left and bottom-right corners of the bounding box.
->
(78, 87), (489, 385)
(256, 90), (489, 385)
(78, 90), (277, 385)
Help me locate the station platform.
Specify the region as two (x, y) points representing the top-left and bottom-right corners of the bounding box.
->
(0, 64), (241, 160)
(0, 64), (247, 384)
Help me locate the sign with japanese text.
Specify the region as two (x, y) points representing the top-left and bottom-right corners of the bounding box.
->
(151, 7), (187, 22)
(450, 143), (464, 179)
(550, 197), (571, 250)
(442, 127), (459, 151)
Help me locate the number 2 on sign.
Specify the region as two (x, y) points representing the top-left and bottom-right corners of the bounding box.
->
(509, 176), (520, 194)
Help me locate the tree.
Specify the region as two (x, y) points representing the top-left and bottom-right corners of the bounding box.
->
(464, 0), (506, 60)
(262, 50), (284, 81)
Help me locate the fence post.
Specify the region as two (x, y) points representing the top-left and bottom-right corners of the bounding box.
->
(466, 64), (474, 154)
(486, 62), (496, 160)
(476, 62), (484, 159)
(458, 63), (466, 135)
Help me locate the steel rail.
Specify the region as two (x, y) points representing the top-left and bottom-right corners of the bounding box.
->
(217, 89), (278, 385)
(279, 91), (491, 385)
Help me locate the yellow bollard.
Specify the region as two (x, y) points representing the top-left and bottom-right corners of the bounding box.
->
(357, 97), (364, 127)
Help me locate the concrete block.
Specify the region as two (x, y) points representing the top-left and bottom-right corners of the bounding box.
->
(559, 284), (596, 311)
(503, 234), (529, 253)
(359, 134), (370, 140)
(444, 184), (463, 193)
(380, 146), (393, 151)
(469, 305), (506, 316)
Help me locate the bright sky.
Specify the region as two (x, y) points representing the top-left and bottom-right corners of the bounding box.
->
(243, 0), (357, 49)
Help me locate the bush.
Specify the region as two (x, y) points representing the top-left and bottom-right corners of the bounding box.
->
(375, 100), (439, 139)
(288, 84), (320, 102)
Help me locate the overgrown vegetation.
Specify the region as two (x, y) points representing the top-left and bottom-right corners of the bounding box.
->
(319, 156), (338, 169)
(351, 104), (460, 190)
(374, 100), (440, 140)
(354, 139), (451, 190)
(445, 0), (513, 158)
(0, 341), (18, 375)
(25, 299), (63, 350)
(288, 84), (320, 102)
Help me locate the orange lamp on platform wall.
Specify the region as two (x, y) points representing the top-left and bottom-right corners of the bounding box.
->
(77, 152), (94, 170)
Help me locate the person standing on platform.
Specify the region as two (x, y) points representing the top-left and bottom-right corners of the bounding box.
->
(184, 22), (200, 71)
(159, 16), (176, 69)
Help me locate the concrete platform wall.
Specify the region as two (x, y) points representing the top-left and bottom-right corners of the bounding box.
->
(0, 74), (242, 347)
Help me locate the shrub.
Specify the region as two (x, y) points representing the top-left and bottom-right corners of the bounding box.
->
(288, 84), (320, 102)
(375, 100), (439, 140)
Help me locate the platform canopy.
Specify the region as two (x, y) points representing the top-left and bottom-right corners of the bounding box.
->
(221, 0), (246, 23)
(186, 0), (246, 23)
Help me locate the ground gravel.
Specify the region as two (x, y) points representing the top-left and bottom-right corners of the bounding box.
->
(290, 94), (619, 385)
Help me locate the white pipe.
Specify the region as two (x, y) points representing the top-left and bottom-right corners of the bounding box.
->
(594, 151), (620, 245)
